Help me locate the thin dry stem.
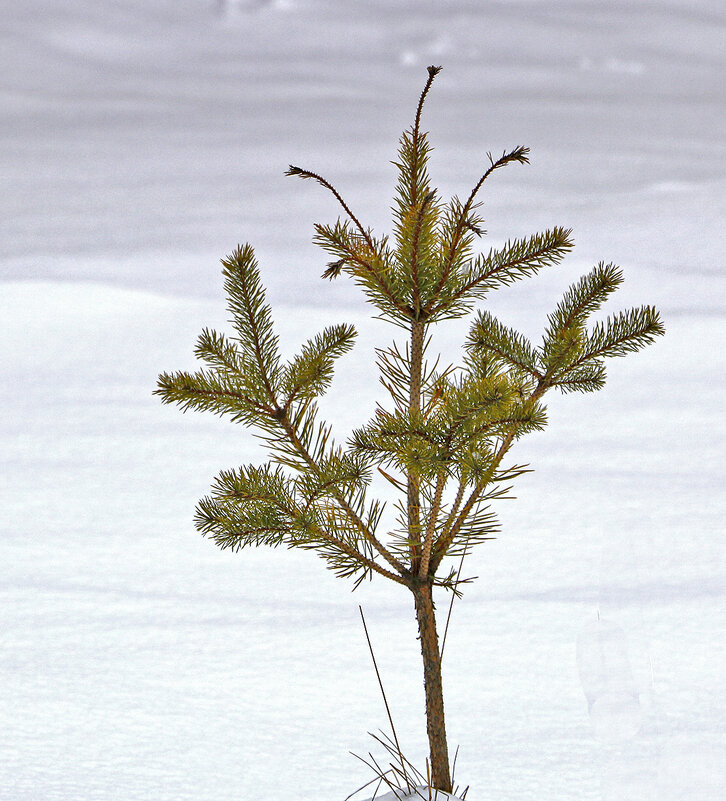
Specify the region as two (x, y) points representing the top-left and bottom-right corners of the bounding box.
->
(359, 606), (409, 788)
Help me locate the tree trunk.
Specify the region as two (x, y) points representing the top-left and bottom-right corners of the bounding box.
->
(413, 582), (452, 792)
(408, 319), (425, 571)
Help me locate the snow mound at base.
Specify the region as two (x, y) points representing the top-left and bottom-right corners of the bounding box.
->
(366, 788), (465, 801)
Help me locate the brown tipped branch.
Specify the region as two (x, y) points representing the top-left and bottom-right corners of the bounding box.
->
(410, 66), (443, 206)
(463, 147), (530, 218)
(429, 146), (531, 305)
(286, 165), (374, 251)
(323, 258), (346, 280)
(415, 66), (443, 142)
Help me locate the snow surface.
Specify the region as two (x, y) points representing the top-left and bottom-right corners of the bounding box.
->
(366, 789), (464, 801)
(1, 1), (725, 800)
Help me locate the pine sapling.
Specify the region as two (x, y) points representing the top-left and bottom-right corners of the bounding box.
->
(155, 66), (664, 794)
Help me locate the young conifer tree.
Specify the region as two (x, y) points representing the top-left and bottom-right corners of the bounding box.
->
(155, 67), (664, 793)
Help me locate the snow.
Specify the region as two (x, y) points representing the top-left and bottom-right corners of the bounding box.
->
(1, 1), (725, 800)
(365, 789), (464, 801)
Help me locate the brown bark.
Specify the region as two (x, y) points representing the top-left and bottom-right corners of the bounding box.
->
(413, 582), (452, 792)
(408, 319), (451, 791)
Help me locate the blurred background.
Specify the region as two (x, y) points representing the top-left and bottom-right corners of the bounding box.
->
(2, 2), (725, 800)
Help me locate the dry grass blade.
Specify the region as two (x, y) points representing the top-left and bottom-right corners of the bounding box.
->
(349, 750), (401, 799)
(359, 606), (409, 787)
(349, 728), (463, 800)
(369, 730), (426, 785)
(343, 768), (385, 801)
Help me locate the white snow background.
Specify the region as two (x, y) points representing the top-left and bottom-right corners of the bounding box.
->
(1, 1), (725, 799)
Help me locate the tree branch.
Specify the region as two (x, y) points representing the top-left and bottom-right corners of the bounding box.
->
(286, 166), (375, 251)
(236, 265), (279, 405)
(419, 471), (446, 579)
(430, 381), (547, 571)
(434, 229), (571, 314)
(408, 320), (426, 571)
(315, 223), (410, 317)
(410, 66), (442, 206)
(427, 147), (530, 308)
(305, 516), (410, 587)
(410, 191), (436, 317)
(278, 414), (409, 579)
